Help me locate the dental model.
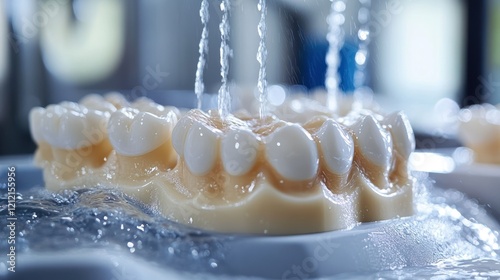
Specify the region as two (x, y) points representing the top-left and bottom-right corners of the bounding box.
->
(30, 92), (415, 234)
(458, 103), (500, 164)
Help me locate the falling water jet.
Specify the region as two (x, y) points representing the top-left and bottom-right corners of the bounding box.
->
(325, 0), (346, 111)
(195, 0), (209, 109)
(257, 0), (268, 119)
(354, 0), (372, 89)
(218, 0), (232, 119)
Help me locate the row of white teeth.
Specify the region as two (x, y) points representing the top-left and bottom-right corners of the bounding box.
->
(173, 110), (415, 181)
(30, 93), (180, 156)
(29, 93), (415, 181)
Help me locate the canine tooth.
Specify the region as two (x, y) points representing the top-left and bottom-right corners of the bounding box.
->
(221, 129), (259, 176)
(40, 102), (109, 149)
(108, 108), (174, 156)
(316, 120), (354, 175)
(184, 121), (220, 175)
(79, 94), (117, 113)
(352, 115), (392, 169)
(385, 112), (415, 159)
(265, 124), (319, 181)
(29, 107), (46, 144)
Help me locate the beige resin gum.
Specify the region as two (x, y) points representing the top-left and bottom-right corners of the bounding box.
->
(37, 140), (113, 184)
(152, 163), (412, 234)
(40, 142), (177, 205)
(153, 175), (359, 234)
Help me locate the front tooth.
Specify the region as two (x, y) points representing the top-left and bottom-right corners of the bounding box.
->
(172, 115), (195, 157)
(40, 102), (109, 149)
(29, 107), (46, 144)
(108, 108), (174, 156)
(352, 115), (392, 169)
(221, 129), (259, 176)
(79, 94), (118, 113)
(265, 124), (319, 181)
(184, 121), (220, 175)
(316, 120), (354, 175)
(385, 112), (415, 159)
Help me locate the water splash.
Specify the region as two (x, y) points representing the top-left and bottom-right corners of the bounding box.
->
(325, 0), (346, 111)
(195, 0), (210, 109)
(0, 188), (227, 273)
(257, 0), (268, 119)
(354, 0), (372, 88)
(218, 0), (232, 119)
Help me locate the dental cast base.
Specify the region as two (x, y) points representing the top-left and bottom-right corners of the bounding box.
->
(458, 103), (500, 165)
(29, 92), (415, 234)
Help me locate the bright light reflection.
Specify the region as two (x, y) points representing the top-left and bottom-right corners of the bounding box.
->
(410, 152), (456, 173)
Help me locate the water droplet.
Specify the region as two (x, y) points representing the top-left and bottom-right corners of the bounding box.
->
(192, 249), (199, 257)
(61, 216), (73, 222)
(137, 224), (145, 232)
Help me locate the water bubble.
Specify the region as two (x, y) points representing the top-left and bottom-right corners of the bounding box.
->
(168, 247), (175, 255)
(209, 259), (218, 268)
(61, 216), (73, 222)
(192, 249), (199, 257)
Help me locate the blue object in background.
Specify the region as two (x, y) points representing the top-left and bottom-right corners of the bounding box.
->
(301, 37), (358, 93)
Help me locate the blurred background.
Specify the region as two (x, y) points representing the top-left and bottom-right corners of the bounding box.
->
(0, 0), (498, 155)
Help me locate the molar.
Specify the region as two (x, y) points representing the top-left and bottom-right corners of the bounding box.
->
(29, 107), (46, 144)
(108, 108), (175, 156)
(103, 92), (130, 109)
(40, 102), (109, 150)
(132, 97), (181, 120)
(79, 94), (118, 113)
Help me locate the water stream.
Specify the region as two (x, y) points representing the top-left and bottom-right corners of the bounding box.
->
(257, 0), (268, 119)
(194, 0), (210, 109)
(325, 0), (346, 111)
(217, 0), (232, 119)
